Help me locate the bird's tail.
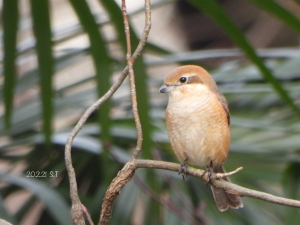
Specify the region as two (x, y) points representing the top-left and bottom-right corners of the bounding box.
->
(211, 165), (243, 211)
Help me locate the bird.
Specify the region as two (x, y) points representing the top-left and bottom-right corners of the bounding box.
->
(159, 65), (243, 211)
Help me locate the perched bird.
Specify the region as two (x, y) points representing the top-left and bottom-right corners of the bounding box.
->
(159, 65), (243, 211)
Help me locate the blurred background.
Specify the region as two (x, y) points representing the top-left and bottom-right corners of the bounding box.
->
(1, 0), (300, 224)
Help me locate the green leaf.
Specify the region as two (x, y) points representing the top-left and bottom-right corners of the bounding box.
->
(30, 0), (54, 145)
(187, 0), (300, 116)
(282, 162), (300, 224)
(248, 0), (300, 33)
(2, 0), (19, 128)
(69, 0), (112, 142)
(0, 173), (72, 225)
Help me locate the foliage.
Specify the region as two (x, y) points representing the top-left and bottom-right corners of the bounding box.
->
(1, 0), (300, 224)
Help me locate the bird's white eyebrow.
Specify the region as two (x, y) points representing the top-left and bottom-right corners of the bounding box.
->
(186, 75), (203, 84)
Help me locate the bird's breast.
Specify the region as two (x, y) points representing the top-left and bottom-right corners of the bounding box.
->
(166, 91), (229, 167)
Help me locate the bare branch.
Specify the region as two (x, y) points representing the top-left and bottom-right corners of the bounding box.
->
(65, 0), (152, 223)
(213, 179), (300, 208)
(121, 0), (152, 160)
(82, 204), (94, 225)
(134, 159), (300, 209)
(100, 156), (300, 225)
(98, 0), (151, 224)
(133, 0), (151, 59)
(215, 167), (243, 179)
(64, 67), (129, 224)
(99, 161), (136, 225)
(122, 0), (143, 160)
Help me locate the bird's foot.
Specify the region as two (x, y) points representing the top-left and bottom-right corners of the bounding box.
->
(201, 161), (213, 185)
(178, 159), (189, 180)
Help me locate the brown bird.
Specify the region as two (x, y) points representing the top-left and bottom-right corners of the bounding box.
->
(159, 65), (243, 211)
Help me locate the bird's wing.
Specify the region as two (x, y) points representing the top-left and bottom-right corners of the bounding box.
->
(217, 92), (230, 126)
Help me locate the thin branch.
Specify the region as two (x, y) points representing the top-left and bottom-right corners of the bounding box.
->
(65, 0), (152, 223)
(122, 0), (143, 160)
(98, 0), (151, 224)
(134, 159), (300, 208)
(82, 204), (94, 225)
(215, 167), (243, 179)
(105, 148), (207, 225)
(99, 157), (300, 225)
(64, 67), (128, 225)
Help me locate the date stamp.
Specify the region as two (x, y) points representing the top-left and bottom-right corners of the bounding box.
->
(25, 171), (59, 178)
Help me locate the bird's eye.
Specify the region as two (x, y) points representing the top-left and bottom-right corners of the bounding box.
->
(179, 77), (187, 83)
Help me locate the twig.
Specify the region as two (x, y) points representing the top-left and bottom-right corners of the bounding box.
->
(122, 0), (143, 160)
(64, 66), (128, 225)
(98, 1), (151, 224)
(65, 0), (152, 223)
(215, 167), (243, 179)
(82, 204), (94, 225)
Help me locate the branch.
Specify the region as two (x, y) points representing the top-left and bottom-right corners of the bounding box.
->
(98, 161), (136, 225)
(134, 160), (300, 208)
(122, 0), (143, 160)
(99, 1), (151, 224)
(98, 157), (300, 225)
(64, 65), (128, 225)
(64, 0), (151, 223)
(82, 204), (94, 225)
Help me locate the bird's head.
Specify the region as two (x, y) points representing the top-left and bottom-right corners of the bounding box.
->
(159, 65), (218, 97)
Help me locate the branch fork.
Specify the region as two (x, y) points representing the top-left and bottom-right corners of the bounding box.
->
(214, 167), (243, 179)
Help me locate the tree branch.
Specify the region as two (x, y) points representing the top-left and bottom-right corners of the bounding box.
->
(99, 1), (151, 224)
(134, 159), (300, 208)
(98, 155), (300, 225)
(122, 0), (143, 160)
(64, 65), (129, 225)
(64, 0), (151, 223)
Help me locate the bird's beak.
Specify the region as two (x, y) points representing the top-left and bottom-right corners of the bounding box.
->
(159, 84), (173, 93)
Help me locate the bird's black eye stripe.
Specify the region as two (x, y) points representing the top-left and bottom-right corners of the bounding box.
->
(179, 77), (188, 83)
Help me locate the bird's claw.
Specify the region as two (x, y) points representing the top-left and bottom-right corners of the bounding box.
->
(201, 161), (214, 185)
(178, 159), (189, 180)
